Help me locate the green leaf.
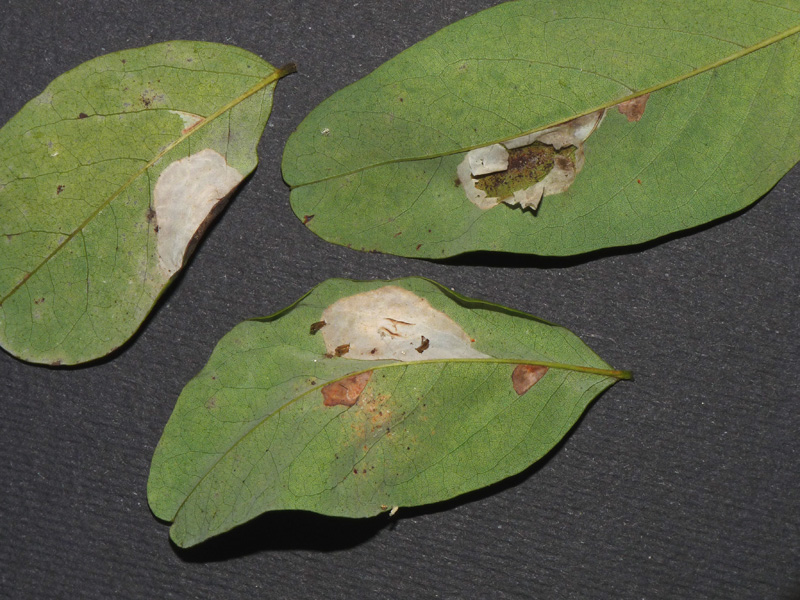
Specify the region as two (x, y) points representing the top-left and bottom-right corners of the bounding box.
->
(147, 277), (631, 548)
(283, 0), (800, 258)
(0, 42), (294, 365)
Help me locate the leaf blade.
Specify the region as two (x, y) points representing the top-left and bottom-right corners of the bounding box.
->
(283, 0), (800, 257)
(147, 277), (630, 547)
(0, 42), (292, 364)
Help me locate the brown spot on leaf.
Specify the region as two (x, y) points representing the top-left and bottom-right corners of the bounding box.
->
(334, 343), (350, 357)
(454, 177), (461, 187)
(512, 364), (549, 395)
(309, 320), (326, 335)
(616, 93), (650, 122)
(34, 297), (45, 305)
(303, 214), (314, 224)
(78, 113), (88, 119)
(146, 207), (156, 222)
(323, 371), (373, 407)
(415, 336), (430, 354)
(56, 185), (65, 195)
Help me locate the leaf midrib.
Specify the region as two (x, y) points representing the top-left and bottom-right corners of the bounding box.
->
(289, 23), (800, 189)
(0, 64), (294, 306)
(167, 355), (631, 525)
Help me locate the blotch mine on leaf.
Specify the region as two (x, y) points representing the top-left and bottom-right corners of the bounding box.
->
(320, 285), (488, 362)
(322, 371), (373, 407)
(153, 149), (244, 275)
(512, 364), (549, 395)
(169, 110), (205, 134)
(458, 110), (605, 211)
(616, 93), (650, 122)
(309, 320), (326, 334)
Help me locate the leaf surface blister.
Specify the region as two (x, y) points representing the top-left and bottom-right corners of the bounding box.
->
(147, 278), (631, 547)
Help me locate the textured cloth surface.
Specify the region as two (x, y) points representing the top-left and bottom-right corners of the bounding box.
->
(1, 2), (798, 598)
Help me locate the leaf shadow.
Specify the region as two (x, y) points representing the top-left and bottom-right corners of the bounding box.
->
(173, 386), (607, 563)
(436, 200), (760, 269)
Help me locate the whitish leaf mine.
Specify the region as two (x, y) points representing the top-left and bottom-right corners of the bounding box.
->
(458, 110), (606, 211)
(321, 286), (489, 362)
(168, 110), (205, 134)
(153, 149), (244, 275)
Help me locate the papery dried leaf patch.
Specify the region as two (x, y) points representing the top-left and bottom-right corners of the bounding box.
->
(320, 285), (488, 361)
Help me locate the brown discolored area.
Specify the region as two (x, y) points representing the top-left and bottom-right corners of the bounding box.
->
(78, 113), (88, 119)
(334, 343), (350, 357)
(616, 93), (650, 122)
(415, 336), (430, 354)
(322, 371), (373, 407)
(303, 214), (314, 224)
(56, 185), (65, 195)
(512, 364), (549, 395)
(309, 320), (326, 335)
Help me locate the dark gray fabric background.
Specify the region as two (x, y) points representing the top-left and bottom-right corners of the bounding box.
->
(1, 2), (798, 598)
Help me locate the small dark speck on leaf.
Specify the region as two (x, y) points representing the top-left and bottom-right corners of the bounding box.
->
(78, 113), (88, 119)
(637, 179), (642, 184)
(309, 320), (326, 335)
(370, 348), (378, 355)
(394, 231), (402, 237)
(146, 207), (155, 222)
(415, 336), (430, 353)
(454, 177), (461, 187)
(56, 185), (65, 195)
(303, 214), (314, 224)
(416, 244), (422, 251)
(334, 343), (350, 357)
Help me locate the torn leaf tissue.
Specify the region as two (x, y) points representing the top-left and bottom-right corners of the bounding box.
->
(458, 111), (606, 211)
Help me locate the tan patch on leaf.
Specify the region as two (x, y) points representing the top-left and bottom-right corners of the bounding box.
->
(153, 149), (244, 275)
(320, 286), (488, 362)
(322, 371), (373, 407)
(616, 94), (650, 122)
(512, 364), (549, 395)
